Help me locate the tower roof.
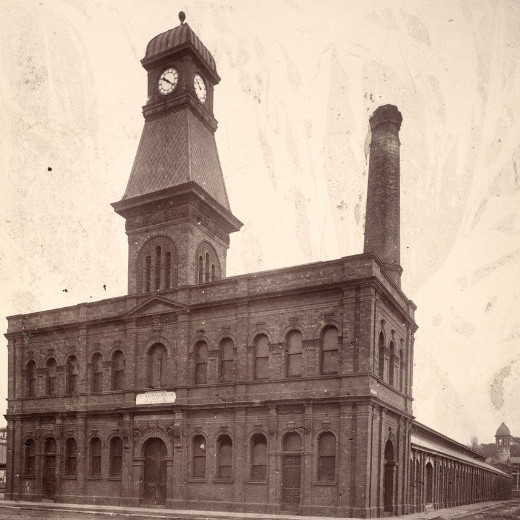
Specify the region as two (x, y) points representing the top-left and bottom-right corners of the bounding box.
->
(495, 423), (511, 437)
(143, 21), (217, 76)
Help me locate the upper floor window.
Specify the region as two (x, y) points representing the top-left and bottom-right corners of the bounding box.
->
(65, 437), (77, 476)
(195, 241), (221, 284)
(318, 432), (336, 481)
(109, 437), (123, 477)
(112, 350), (125, 391)
(220, 338), (235, 382)
(24, 439), (36, 476)
(254, 335), (269, 380)
(66, 355), (78, 395)
(286, 330), (302, 378)
(192, 435), (206, 478)
(389, 341), (395, 386)
(217, 435), (233, 479)
(251, 433), (267, 481)
(321, 326), (339, 374)
(90, 437), (102, 477)
(46, 358), (57, 396)
(137, 236), (178, 293)
(378, 333), (385, 381)
(195, 341), (208, 384)
(91, 353), (103, 393)
(148, 343), (166, 388)
(399, 348), (405, 393)
(25, 360), (36, 397)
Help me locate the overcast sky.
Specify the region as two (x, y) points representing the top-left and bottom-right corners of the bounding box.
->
(0, 0), (519, 445)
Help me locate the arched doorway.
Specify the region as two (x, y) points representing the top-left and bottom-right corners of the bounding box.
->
(43, 438), (57, 499)
(282, 432), (303, 510)
(426, 462), (434, 503)
(383, 440), (396, 512)
(142, 438), (167, 505)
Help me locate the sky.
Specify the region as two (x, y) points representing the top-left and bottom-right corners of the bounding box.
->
(0, 0), (519, 445)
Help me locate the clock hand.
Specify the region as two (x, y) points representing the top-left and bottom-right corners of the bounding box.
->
(162, 77), (175, 86)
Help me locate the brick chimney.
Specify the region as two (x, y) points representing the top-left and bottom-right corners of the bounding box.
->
(364, 104), (403, 287)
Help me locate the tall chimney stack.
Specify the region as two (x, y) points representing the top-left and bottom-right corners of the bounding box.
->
(364, 104), (403, 287)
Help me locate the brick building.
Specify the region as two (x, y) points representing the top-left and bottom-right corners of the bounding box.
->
(4, 16), (510, 518)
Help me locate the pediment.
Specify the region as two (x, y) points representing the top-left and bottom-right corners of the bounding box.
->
(124, 296), (188, 319)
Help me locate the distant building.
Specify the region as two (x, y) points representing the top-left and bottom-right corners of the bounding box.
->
(474, 423), (520, 497)
(4, 13), (511, 518)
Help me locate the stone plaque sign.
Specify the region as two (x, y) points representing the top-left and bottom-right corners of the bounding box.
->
(136, 391), (176, 405)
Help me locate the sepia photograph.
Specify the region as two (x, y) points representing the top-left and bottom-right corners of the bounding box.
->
(0, 1), (519, 518)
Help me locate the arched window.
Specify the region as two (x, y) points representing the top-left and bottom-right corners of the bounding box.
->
(46, 358), (57, 396)
(24, 439), (36, 476)
(90, 437), (102, 477)
(148, 343), (166, 388)
(198, 256), (204, 283)
(112, 350), (125, 390)
(321, 326), (339, 374)
(220, 338), (235, 382)
(138, 236), (178, 293)
(251, 433), (267, 481)
(155, 245), (162, 290)
(284, 432), (302, 452)
(286, 330), (302, 378)
(399, 349), (405, 393)
(254, 335), (269, 380)
(205, 253), (210, 282)
(426, 462), (433, 502)
(318, 432), (336, 481)
(26, 360), (36, 397)
(217, 435), (233, 479)
(195, 341), (208, 384)
(66, 355), (78, 395)
(378, 332), (385, 380)
(192, 435), (206, 478)
(389, 342), (395, 386)
(145, 256), (152, 292)
(65, 437), (77, 476)
(195, 242), (221, 283)
(109, 437), (123, 477)
(91, 353), (103, 393)
(165, 252), (172, 289)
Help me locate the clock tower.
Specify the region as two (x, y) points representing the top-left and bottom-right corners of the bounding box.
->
(112, 13), (242, 294)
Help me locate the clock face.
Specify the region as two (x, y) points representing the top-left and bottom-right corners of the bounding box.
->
(158, 67), (178, 95)
(193, 73), (207, 103)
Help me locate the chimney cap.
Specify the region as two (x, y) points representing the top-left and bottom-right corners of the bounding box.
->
(370, 104), (402, 130)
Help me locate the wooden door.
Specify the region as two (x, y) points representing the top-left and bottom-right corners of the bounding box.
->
(282, 454), (301, 509)
(384, 463), (394, 512)
(43, 438), (56, 499)
(143, 438), (167, 505)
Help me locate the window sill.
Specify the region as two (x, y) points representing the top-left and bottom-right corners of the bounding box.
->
(213, 478), (234, 484)
(187, 478), (207, 483)
(20, 475), (35, 479)
(61, 476), (77, 480)
(312, 480), (337, 486)
(107, 476), (122, 481)
(85, 476), (103, 480)
(246, 480), (268, 484)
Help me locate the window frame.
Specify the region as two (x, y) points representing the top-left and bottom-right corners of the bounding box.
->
(24, 438), (36, 476)
(192, 434), (207, 479)
(216, 434), (233, 480)
(321, 326), (339, 375)
(90, 437), (102, 477)
(250, 433), (267, 481)
(109, 436), (123, 477)
(64, 437), (77, 477)
(286, 330), (303, 378)
(317, 431), (336, 482)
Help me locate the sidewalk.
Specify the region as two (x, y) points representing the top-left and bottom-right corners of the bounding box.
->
(0, 498), (516, 520)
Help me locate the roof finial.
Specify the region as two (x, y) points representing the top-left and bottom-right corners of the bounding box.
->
(179, 11), (186, 24)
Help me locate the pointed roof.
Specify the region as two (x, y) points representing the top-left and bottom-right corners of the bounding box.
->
(143, 22), (217, 77)
(496, 423), (511, 437)
(122, 109), (230, 210)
